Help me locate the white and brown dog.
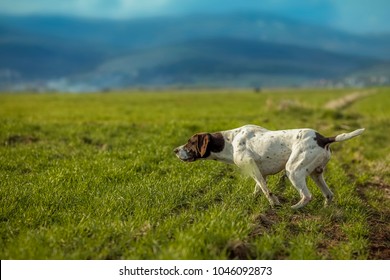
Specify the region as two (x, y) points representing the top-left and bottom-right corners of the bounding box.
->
(174, 125), (364, 209)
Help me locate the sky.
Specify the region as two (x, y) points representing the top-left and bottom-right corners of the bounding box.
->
(0, 0), (389, 34)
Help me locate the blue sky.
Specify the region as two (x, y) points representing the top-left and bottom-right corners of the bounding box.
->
(0, 0), (389, 34)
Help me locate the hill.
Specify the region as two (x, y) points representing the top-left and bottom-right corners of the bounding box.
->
(80, 38), (378, 88)
(0, 14), (389, 90)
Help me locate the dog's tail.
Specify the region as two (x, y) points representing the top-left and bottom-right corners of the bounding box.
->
(334, 128), (365, 142)
(316, 128), (365, 149)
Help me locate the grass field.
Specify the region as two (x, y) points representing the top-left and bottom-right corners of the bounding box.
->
(0, 88), (389, 260)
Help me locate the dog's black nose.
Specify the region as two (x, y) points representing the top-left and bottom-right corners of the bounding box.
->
(173, 148), (179, 154)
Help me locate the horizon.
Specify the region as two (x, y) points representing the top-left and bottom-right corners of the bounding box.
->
(1, 0), (389, 92)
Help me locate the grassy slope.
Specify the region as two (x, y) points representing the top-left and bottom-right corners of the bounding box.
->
(0, 88), (388, 259)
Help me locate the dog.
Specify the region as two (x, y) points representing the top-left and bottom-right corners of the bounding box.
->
(174, 125), (364, 209)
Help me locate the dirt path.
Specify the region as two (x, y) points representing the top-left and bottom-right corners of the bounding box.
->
(324, 90), (376, 110)
(356, 181), (390, 259)
(325, 89), (389, 259)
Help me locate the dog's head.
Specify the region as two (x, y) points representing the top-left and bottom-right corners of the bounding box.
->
(174, 133), (224, 162)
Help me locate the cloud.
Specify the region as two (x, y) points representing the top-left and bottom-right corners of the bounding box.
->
(0, 0), (389, 33)
(0, 0), (71, 14)
(93, 0), (172, 18)
(330, 0), (390, 33)
(0, 0), (172, 18)
(0, 0), (340, 19)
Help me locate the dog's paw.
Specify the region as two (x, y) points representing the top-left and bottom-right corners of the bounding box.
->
(272, 203), (282, 209)
(324, 194), (334, 207)
(252, 190), (261, 198)
(270, 194), (281, 207)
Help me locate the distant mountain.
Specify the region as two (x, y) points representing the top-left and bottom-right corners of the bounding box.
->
(0, 13), (389, 90)
(79, 38), (377, 88)
(2, 13), (390, 58)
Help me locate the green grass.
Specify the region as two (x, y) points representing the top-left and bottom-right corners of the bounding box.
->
(0, 88), (389, 259)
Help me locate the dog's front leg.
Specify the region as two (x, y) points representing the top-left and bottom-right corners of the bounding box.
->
(235, 156), (280, 207)
(253, 182), (261, 197)
(253, 175), (268, 197)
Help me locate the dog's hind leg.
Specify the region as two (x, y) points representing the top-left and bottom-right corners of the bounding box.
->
(285, 149), (324, 209)
(310, 170), (333, 206)
(286, 169), (312, 209)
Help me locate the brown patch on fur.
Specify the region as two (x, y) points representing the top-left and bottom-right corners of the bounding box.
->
(180, 134), (205, 161)
(185, 132), (225, 160)
(314, 132), (335, 150)
(209, 133), (225, 153)
(197, 134), (209, 157)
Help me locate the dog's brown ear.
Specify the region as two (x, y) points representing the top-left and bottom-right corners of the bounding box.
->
(197, 133), (210, 157)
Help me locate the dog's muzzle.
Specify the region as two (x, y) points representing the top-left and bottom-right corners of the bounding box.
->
(174, 146), (195, 162)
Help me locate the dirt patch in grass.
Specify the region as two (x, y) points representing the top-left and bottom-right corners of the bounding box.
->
(248, 207), (352, 259)
(81, 136), (110, 151)
(317, 223), (348, 258)
(239, 187), (387, 260)
(226, 209), (280, 260)
(356, 181), (390, 259)
(226, 239), (256, 260)
(366, 211), (390, 259)
(5, 134), (39, 145)
(290, 212), (347, 258)
(249, 209), (280, 238)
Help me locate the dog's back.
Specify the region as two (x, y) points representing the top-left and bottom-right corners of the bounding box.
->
(174, 125), (364, 209)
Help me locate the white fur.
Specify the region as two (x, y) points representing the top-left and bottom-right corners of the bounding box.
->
(334, 128), (365, 142)
(175, 125), (364, 209)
